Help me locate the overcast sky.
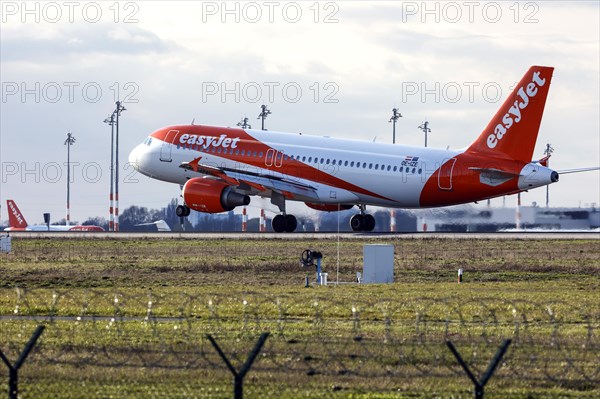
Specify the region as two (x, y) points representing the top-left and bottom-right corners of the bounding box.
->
(1, 1), (599, 224)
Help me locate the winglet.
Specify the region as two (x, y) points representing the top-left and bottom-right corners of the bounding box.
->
(6, 200), (28, 228)
(467, 66), (554, 162)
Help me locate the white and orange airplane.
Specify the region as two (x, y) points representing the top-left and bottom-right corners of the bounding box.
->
(3, 200), (105, 232)
(129, 66), (597, 232)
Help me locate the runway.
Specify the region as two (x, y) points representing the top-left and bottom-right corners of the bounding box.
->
(4, 231), (599, 240)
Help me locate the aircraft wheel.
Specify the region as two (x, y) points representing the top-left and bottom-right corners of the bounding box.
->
(176, 205), (190, 217)
(284, 214), (297, 233)
(272, 214), (286, 233)
(363, 214), (376, 232)
(350, 214), (364, 232)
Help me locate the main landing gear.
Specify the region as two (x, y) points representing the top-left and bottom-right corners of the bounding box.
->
(350, 205), (375, 232)
(270, 191), (297, 233)
(272, 214), (297, 233)
(176, 204), (191, 217)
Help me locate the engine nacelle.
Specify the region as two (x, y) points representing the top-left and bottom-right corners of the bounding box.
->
(183, 178), (250, 214)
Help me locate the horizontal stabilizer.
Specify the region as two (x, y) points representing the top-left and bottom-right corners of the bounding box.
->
(557, 167), (600, 174)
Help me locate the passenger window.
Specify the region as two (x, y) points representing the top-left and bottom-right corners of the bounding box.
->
(369, 163), (373, 169)
(375, 164), (379, 170)
(418, 168), (422, 174)
(399, 166), (403, 172)
(393, 166), (397, 172)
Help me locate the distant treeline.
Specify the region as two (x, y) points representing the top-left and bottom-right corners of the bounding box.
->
(0, 198), (417, 232)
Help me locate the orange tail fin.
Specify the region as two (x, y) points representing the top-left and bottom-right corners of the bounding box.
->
(467, 66), (554, 162)
(6, 200), (28, 228)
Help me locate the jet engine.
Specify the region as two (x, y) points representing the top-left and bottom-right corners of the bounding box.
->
(183, 178), (250, 213)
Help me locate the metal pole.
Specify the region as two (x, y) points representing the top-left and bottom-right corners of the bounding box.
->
(115, 102), (120, 232)
(544, 143), (553, 208)
(64, 133), (76, 226)
(389, 108), (402, 144)
(0, 325), (45, 399)
(418, 121), (431, 147)
(257, 105), (271, 131)
(207, 333), (269, 399)
(109, 114), (115, 231)
(114, 101), (126, 232)
(446, 339), (512, 399)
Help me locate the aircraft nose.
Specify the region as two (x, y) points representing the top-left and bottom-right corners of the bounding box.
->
(128, 144), (141, 170)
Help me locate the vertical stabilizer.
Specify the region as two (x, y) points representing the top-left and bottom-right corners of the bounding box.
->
(467, 66), (554, 162)
(6, 200), (28, 228)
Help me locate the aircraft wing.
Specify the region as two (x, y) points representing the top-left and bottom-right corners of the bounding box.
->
(180, 158), (320, 201)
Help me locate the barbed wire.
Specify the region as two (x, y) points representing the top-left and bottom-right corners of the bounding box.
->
(1, 289), (598, 388)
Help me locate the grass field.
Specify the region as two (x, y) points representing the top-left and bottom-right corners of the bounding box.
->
(0, 235), (599, 398)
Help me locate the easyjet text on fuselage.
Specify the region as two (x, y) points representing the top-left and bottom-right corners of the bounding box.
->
(179, 133), (241, 150)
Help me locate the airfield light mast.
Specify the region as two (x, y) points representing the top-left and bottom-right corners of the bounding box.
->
(544, 143), (554, 207)
(64, 132), (76, 226)
(114, 101), (126, 232)
(104, 113), (116, 231)
(237, 116), (251, 129)
(257, 105), (271, 131)
(388, 108), (402, 144)
(418, 121), (431, 147)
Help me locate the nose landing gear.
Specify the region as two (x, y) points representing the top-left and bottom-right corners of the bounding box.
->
(175, 204), (190, 217)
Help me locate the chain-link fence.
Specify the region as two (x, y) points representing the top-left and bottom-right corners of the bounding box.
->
(1, 289), (598, 398)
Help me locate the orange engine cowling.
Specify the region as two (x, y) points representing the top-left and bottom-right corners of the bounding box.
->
(304, 202), (354, 212)
(183, 178), (250, 214)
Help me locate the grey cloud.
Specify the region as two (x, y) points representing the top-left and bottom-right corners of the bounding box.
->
(1, 24), (180, 63)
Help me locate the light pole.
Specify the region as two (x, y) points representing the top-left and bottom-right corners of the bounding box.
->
(114, 101), (126, 232)
(237, 117), (251, 129)
(64, 132), (76, 226)
(103, 113), (116, 231)
(388, 108), (402, 144)
(544, 143), (554, 207)
(257, 105), (271, 130)
(418, 121), (431, 147)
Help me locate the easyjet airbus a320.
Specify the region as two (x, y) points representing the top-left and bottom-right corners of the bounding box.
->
(4, 200), (104, 232)
(129, 66), (594, 232)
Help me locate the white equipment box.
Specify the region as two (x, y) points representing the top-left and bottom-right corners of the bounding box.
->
(362, 244), (394, 284)
(1, 235), (12, 253)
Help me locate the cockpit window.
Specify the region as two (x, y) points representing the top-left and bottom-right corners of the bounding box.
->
(144, 137), (153, 146)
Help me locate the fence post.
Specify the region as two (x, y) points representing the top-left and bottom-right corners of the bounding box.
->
(446, 339), (511, 399)
(0, 325), (45, 399)
(207, 332), (270, 399)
